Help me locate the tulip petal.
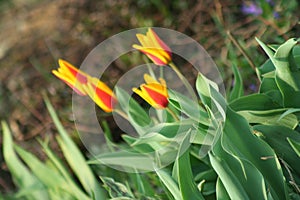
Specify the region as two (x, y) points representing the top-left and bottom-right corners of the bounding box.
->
(145, 29), (171, 60)
(52, 59), (89, 95)
(85, 78), (116, 113)
(133, 86), (156, 107)
(133, 45), (170, 66)
(52, 69), (86, 96)
(142, 85), (168, 108)
(133, 28), (172, 66)
(58, 59), (88, 84)
(148, 28), (171, 57)
(133, 74), (169, 109)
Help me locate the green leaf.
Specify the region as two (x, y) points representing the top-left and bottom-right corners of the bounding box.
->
(287, 138), (300, 157)
(14, 145), (90, 200)
(253, 125), (300, 175)
(209, 152), (250, 200)
(258, 59), (275, 77)
(278, 108), (300, 121)
(168, 90), (209, 126)
(194, 169), (217, 183)
(128, 173), (155, 197)
(1, 121), (49, 200)
(115, 86), (152, 135)
(229, 93), (281, 111)
(210, 127), (268, 200)
(222, 108), (288, 200)
(256, 38), (300, 107)
(236, 109), (298, 129)
(38, 139), (73, 185)
(175, 133), (204, 200)
(89, 150), (156, 172)
(44, 96), (106, 199)
(122, 134), (154, 153)
(155, 169), (182, 200)
(100, 177), (134, 198)
(196, 73), (227, 121)
(274, 38), (297, 59)
(229, 65), (244, 102)
(216, 178), (230, 200)
(259, 78), (282, 103)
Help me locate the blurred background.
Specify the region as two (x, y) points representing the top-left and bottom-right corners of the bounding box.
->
(0, 0), (299, 194)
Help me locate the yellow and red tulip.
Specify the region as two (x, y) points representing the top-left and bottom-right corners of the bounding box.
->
(133, 28), (172, 66)
(133, 74), (168, 109)
(52, 59), (117, 113)
(84, 77), (117, 113)
(52, 59), (89, 96)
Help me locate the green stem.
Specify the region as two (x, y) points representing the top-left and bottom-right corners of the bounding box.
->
(166, 107), (179, 121)
(144, 56), (156, 79)
(113, 109), (129, 121)
(169, 62), (195, 99)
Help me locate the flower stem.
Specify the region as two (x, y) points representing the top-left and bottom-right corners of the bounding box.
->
(166, 107), (179, 121)
(169, 62), (195, 99)
(113, 109), (129, 121)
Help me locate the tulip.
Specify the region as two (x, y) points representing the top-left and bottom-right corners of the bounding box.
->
(52, 59), (89, 96)
(133, 28), (172, 66)
(84, 77), (117, 113)
(52, 59), (117, 113)
(133, 74), (168, 109)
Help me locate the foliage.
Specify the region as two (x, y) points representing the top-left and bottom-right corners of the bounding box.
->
(2, 35), (300, 200)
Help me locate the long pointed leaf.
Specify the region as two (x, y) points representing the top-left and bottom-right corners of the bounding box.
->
(2, 121), (49, 200)
(44, 96), (106, 199)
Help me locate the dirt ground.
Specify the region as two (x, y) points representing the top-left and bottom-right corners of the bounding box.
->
(0, 0), (298, 194)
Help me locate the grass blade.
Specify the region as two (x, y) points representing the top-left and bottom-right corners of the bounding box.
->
(44, 95), (106, 199)
(2, 121), (49, 200)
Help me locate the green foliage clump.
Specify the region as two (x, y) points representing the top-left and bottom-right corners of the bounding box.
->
(2, 38), (300, 200)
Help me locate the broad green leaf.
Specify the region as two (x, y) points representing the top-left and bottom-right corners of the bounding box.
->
(222, 108), (288, 200)
(100, 177), (134, 198)
(274, 38), (297, 60)
(131, 131), (183, 146)
(128, 173), (155, 197)
(209, 152), (250, 200)
(229, 65), (244, 102)
(257, 59), (275, 77)
(122, 134), (154, 153)
(2, 121), (49, 200)
(253, 125), (300, 175)
(196, 73), (226, 121)
(190, 129), (215, 145)
(278, 108), (300, 121)
(199, 181), (215, 196)
(210, 131), (268, 200)
(115, 86), (152, 135)
(275, 77), (300, 107)
(195, 73), (219, 107)
(229, 93), (281, 111)
(175, 132), (204, 200)
(256, 38), (300, 107)
(155, 169), (182, 200)
(216, 178), (230, 200)
(237, 109), (298, 129)
(44, 96), (106, 199)
(259, 77), (283, 106)
(287, 138), (300, 157)
(168, 89), (209, 126)
(194, 169), (217, 183)
(89, 150), (155, 172)
(144, 119), (197, 138)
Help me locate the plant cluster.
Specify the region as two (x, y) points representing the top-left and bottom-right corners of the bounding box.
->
(1, 28), (300, 200)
